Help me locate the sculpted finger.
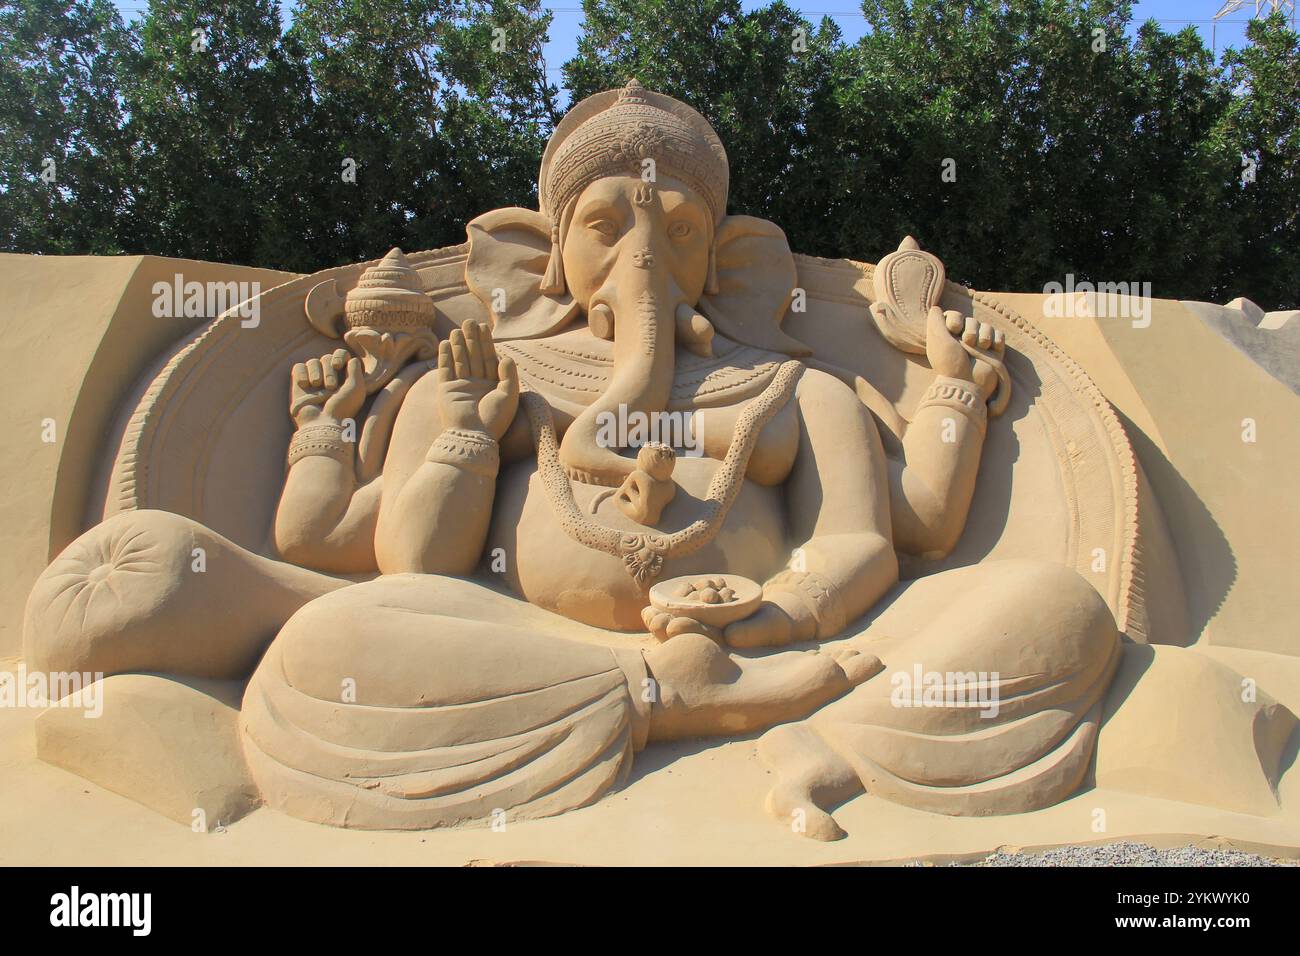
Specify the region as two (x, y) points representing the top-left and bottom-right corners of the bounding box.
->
(496, 355), (518, 396)
(665, 616), (721, 642)
(480, 323), (500, 378)
(322, 353), (340, 389)
(925, 305), (947, 338)
(665, 616), (702, 639)
(462, 319), (485, 379)
(943, 309), (965, 336)
(829, 646), (884, 685)
(475, 321), (495, 379)
(449, 328), (469, 379)
(344, 356), (364, 390)
(436, 340), (452, 384)
(292, 362), (309, 388)
(973, 358), (998, 400)
(962, 315), (979, 346)
(977, 321), (993, 350)
(993, 328), (1006, 353)
(306, 357), (324, 388)
(646, 611), (673, 641)
(725, 618), (770, 649)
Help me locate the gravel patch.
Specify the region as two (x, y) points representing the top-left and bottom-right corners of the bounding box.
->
(952, 842), (1295, 866)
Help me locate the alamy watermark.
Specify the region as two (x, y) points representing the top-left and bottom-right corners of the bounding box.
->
(0, 666), (103, 718)
(594, 403), (702, 457)
(1042, 273), (1152, 328)
(890, 663), (1000, 718)
(152, 274), (260, 328)
(50, 886), (150, 936)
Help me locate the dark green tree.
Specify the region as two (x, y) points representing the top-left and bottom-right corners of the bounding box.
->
(121, 0), (319, 268)
(0, 0), (136, 253)
(1214, 13), (1300, 309)
(0, 0), (1295, 309)
(288, 0), (559, 267)
(562, 0), (1297, 308)
(831, 0), (1241, 297)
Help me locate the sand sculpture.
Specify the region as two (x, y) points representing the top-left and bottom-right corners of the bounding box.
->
(15, 81), (1297, 853)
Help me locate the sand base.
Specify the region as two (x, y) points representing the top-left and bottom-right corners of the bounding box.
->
(4, 656), (1297, 867)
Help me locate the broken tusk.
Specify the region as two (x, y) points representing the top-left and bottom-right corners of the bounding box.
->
(588, 302), (614, 340)
(675, 303), (714, 357)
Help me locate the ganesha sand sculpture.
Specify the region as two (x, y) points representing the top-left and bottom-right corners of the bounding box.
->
(33, 79), (1256, 845)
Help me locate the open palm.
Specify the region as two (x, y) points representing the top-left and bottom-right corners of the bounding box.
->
(436, 319), (519, 440)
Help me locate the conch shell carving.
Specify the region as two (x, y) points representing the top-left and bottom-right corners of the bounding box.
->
(870, 236), (1010, 417)
(870, 235), (944, 355)
(304, 247), (439, 393)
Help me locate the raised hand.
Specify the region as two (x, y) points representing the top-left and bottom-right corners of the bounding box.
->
(436, 319), (519, 440)
(924, 306), (1008, 405)
(291, 347), (366, 428)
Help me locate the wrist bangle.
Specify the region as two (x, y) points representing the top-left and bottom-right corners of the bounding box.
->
(916, 375), (987, 434)
(428, 428), (499, 477)
(287, 422), (353, 469)
(764, 570), (847, 640)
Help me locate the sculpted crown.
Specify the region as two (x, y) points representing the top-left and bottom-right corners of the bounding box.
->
(540, 79), (729, 227)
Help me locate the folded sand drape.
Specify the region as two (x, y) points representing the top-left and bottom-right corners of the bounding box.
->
(242, 578), (650, 830)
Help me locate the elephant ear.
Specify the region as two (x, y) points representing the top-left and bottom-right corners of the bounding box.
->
(699, 215), (811, 357)
(465, 207), (579, 339)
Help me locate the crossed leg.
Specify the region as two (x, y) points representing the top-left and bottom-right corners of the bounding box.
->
(759, 559), (1121, 840)
(243, 573), (877, 829)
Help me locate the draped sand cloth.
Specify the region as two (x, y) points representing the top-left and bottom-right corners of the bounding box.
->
(760, 560), (1122, 840)
(23, 510), (340, 681)
(241, 575), (651, 829)
(237, 559), (1117, 833)
(237, 574), (650, 832)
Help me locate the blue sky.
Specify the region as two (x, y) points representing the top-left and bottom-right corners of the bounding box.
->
(109, 0), (1283, 74)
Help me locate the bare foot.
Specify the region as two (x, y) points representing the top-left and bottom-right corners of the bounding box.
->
(643, 633), (881, 742)
(759, 722), (860, 841)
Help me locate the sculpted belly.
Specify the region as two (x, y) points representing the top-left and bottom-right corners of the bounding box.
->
(488, 453), (789, 631)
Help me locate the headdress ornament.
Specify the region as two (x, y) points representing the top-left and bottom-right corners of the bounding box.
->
(537, 80), (729, 295)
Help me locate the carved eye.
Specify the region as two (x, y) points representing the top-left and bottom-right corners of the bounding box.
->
(668, 221), (693, 240)
(589, 219), (617, 239)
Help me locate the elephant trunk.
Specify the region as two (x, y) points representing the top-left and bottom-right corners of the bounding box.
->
(558, 259), (683, 524)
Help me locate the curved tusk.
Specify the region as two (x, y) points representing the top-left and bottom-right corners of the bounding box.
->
(675, 303), (714, 357)
(588, 302), (615, 340)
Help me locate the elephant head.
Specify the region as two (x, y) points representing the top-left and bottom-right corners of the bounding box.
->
(464, 80), (809, 525)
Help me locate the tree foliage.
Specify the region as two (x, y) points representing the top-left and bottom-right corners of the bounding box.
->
(0, 0), (1296, 307)
(0, 0), (135, 252)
